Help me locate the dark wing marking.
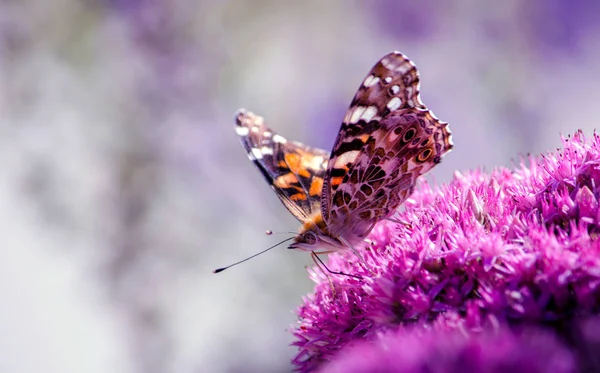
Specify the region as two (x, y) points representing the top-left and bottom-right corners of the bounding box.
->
(235, 109), (330, 222)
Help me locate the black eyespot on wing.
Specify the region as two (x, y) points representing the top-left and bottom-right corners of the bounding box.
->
(416, 148), (433, 163)
(402, 127), (416, 143)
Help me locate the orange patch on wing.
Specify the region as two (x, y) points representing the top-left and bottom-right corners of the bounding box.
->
(284, 153), (311, 178)
(290, 193), (308, 201)
(309, 177), (323, 196)
(274, 172), (299, 188)
(359, 134), (370, 142)
(331, 176), (344, 187)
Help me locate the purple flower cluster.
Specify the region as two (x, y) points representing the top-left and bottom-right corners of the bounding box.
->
(292, 131), (600, 372)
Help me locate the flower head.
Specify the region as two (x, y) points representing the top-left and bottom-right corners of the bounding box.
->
(292, 131), (600, 372)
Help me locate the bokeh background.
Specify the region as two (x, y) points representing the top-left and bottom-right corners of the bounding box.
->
(1, 1), (599, 372)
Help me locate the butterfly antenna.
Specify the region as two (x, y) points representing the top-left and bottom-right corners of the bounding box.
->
(213, 237), (294, 273)
(265, 230), (297, 235)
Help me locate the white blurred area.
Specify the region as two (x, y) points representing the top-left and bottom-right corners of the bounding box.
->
(1, 1), (599, 372)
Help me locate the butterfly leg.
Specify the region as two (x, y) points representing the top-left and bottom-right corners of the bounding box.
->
(311, 251), (363, 280)
(385, 217), (411, 227)
(384, 209), (415, 225)
(310, 252), (337, 296)
(338, 237), (377, 276)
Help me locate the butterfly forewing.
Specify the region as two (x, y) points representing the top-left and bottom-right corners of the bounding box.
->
(235, 109), (330, 223)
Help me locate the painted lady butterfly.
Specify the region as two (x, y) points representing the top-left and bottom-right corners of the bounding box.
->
(232, 52), (452, 273)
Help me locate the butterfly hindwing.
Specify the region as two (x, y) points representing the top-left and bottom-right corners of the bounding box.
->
(235, 109), (330, 223)
(321, 52), (453, 239)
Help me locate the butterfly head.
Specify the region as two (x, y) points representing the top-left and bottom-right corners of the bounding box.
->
(288, 230), (344, 252)
(288, 214), (344, 252)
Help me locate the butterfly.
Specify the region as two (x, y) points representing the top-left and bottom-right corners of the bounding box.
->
(234, 51), (453, 274)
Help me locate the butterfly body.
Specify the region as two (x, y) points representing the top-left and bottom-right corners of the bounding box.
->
(235, 52), (452, 257)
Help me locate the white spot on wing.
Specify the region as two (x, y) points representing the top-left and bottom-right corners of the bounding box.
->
(395, 62), (411, 75)
(349, 106), (366, 124)
(308, 156), (325, 170)
(390, 85), (400, 94)
(251, 126), (259, 133)
(406, 86), (417, 106)
(384, 76), (392, 83)
(360, 106), (378, 122)
(387, 97), (402, 111)
(363, 74), (380, 87)
(235, 126), (249, 136)
(261, 146), (273, 155)
(272, 134), (287, 143)
(334, 150), (360, 168)
(344, 110), (352, 123)
(263, 131), (272, 137)
(251, 148), (263, 159)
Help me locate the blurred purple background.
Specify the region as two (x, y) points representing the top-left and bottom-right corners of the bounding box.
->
(1, 1), (599, 372)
